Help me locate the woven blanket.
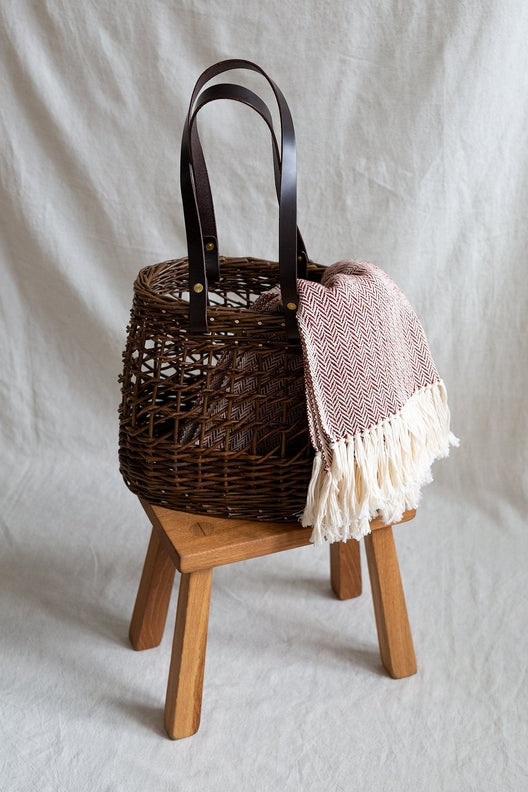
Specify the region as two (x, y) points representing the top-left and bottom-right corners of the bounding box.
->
(293, 259), (459, 543)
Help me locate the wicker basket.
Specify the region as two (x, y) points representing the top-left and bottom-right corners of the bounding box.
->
(119, 60), (322, 520)
(119, 255), (324, 520)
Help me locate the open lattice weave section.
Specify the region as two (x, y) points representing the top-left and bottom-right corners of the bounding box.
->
(119, 256), (325, 520)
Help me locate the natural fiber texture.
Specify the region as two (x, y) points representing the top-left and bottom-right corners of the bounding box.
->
(294, 259), (459, 543)
(118, 256), (324, 521)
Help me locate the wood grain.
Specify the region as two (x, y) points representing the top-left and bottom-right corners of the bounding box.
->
(364, 525), (417, 679)
(330, 540), (362, 599)
(164, 568), (213, 739)
(129, 527), (176, 651)
(142, 500), (415, 573)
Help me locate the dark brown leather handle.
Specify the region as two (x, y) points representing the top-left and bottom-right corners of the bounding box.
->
(187, 83), (308, 285)
(180, 60), (304, 339)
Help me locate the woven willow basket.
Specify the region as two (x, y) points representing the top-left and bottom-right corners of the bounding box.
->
(119, 59), (321, 519)
(119, 255), (325, 520)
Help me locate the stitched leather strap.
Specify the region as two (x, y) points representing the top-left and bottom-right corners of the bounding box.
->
(180, 60), (306, 338)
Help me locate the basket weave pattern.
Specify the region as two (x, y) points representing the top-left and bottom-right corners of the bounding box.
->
(119, 256), (325, 520)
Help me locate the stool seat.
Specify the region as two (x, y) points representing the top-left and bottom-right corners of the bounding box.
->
(129, 502), (417, 739)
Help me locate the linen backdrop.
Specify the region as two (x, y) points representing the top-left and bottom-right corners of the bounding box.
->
(1, 1), (527, 790)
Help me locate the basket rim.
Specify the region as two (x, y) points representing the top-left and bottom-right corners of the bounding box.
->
(133, 255), (325, 316)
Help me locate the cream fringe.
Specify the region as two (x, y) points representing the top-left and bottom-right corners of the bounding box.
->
(301, 380), (459, 544)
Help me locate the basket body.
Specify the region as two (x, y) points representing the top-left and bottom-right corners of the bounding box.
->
(119, 256), (324, 520)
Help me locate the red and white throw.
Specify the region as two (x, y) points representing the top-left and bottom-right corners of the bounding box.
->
(295, 260), (458, 543)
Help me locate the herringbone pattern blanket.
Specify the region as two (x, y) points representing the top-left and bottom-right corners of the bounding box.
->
(295, 260), (458, 542)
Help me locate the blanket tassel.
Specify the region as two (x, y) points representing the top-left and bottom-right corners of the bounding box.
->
(301, 380), (459, 544)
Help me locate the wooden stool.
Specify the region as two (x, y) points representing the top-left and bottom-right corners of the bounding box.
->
(129, 501), (417, 739)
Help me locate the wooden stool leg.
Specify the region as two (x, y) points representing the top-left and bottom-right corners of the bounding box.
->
(364, 526), (417, 679)
(129, 527), (176, 651)
(164, 568), (213, 739)
(330, 540), (362, 599)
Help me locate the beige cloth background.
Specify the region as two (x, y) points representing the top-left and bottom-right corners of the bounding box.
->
(1, 1), (527, 790)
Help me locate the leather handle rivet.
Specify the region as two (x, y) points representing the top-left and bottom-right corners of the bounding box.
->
(286, 301), (297, 311)
(193, 283), (204, 294)
(205, 241), (215, 252)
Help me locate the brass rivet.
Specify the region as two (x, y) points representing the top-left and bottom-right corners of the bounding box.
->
(286, 301), (297, 311)
(205, 241), (215, 252)
(193, 283), (204, 293)
(297, 255), (303, 262)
